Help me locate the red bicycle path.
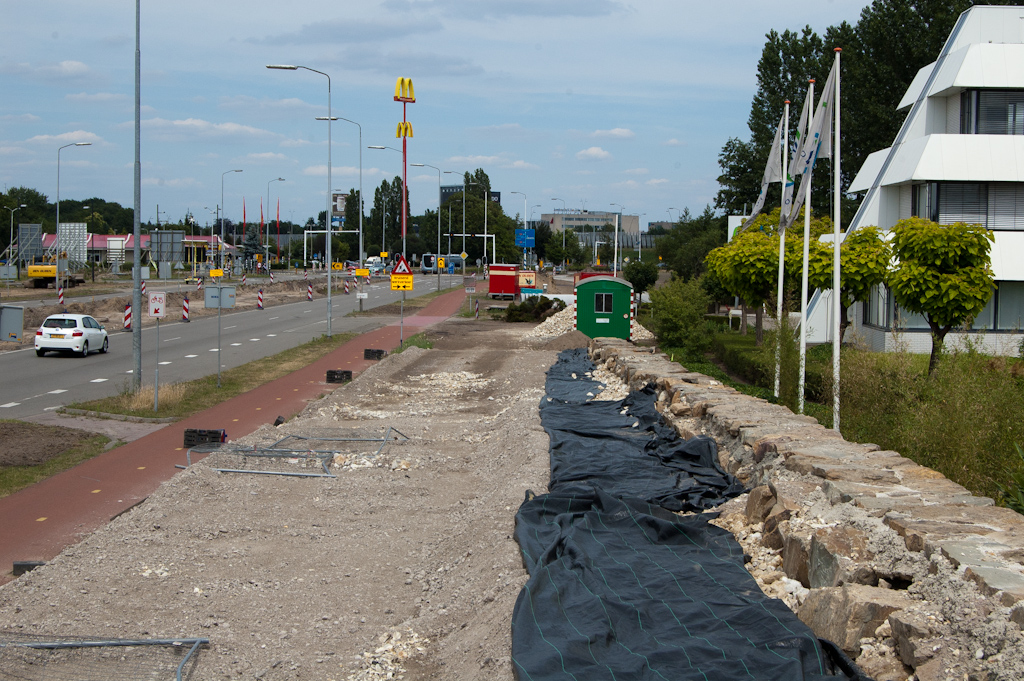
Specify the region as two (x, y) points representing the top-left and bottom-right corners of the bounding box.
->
(0, 289), (467, 584)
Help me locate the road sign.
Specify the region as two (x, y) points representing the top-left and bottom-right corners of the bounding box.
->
(148, 292), (167, 318)
(355, 268), (370, 277)
(437, 257), (445, 268)
(209, 268), (224, 277)
(515, 229), (536, 248)
(380, 251), (389, 258)
(448, 264), (454, 274)
(332, 262), (344, 270)
(392, 254), (413, 275)
(390, 274), (414, 291)
(356, 292), (369, 299)
(460, 251), (468, 260)
(465, 287), (476, 293)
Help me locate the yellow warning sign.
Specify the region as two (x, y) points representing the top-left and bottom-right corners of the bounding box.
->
(209, 269), (224, 278)
(332, 262), (345, 270)
(390, 274), (414, 291)
(355, 268), (370, 277)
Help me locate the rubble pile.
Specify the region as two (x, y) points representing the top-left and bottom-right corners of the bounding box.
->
(523, 303), (577, 340)
(590, 337), (1024, 681)
(346, 629), (428, 680)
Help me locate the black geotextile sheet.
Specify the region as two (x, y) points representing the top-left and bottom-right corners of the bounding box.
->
(510, 348), (868, 681)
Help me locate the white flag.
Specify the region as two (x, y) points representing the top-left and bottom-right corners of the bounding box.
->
(740, 112), (786, 231)
(781, 89), (811, 224)
(783, 57), (837, 229)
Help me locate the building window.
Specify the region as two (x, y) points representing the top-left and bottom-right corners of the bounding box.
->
(962, 90), (1024, 135)
(863, 284), (890, 328)
(595, 293), (613, 313)
(997, 282), (1024, 330)
(938, 183), (986, 226)
(912, 183), (938, 222)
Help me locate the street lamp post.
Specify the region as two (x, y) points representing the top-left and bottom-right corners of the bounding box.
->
(220, 169), (242, 269)
(552, 197), (566, 265)
(56, 142), (91, 295)
(267, 177), (284, 260)
(638, 213), (646, 261)
(444, 171), (474, 274)
(267, 63), (334, 337)
(7, 203), (26, 278)
(368, 145), (402, 258)
(667, 207), (679, 222)
(610, 203), (624, 277)
(334, 117), (363, 266)
(411, 163), (442, 291)
(510, 191), (526, 266)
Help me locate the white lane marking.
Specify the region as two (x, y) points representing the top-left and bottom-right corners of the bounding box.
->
(303, 310), (311, 313)
(90, 378), (108, 383)
(230, 343), (242, 346)
(225, 325), (237, 329)
(209, 348), (219, 352)
(158, 361), (172, 365)
(48, 389), (67, 394)
(163, 337), (181, 342)
(185, 354), (198, 358)
(266, 334), (277, 337)
(0, 402), (20, 408)
(249, 338), (259, 342)
(269, 317), (279, 320)
(44, 405), (61, 411)
(126, 370), (133, 373)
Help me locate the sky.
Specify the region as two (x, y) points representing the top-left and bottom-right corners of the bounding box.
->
(1, 0), (868, 232)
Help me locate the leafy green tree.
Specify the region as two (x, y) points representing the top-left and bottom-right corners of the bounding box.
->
(706, 230), (780, 343)
(654, 206), (726, 281)
(562, 229), (586, 268)
(242, 223), (261, 258)
(888, 217), (995, 374)
(623, 260), (658, 296)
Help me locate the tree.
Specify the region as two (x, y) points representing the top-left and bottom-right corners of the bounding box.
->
(242, 223), (261, 259)
(655, 206), (726, 281)
(623, 261), (658, 296)
(888, 217), (995, 374)
(706, 230), (780, 343)
(649, 276), (715, 357)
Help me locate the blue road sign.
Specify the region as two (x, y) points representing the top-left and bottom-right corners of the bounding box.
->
(515, 229), (536, 248)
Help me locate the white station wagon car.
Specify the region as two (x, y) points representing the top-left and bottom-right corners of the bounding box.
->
(35, 314), (109, 357)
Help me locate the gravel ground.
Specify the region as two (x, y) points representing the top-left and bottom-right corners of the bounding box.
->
(0, 319), (560, 680)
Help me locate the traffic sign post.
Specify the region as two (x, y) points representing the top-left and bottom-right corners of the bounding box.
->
(390, 255), (414, 347)
(148, 292), (167, 411)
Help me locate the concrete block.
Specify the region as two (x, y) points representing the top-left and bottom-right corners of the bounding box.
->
(798, 584), (914, 655)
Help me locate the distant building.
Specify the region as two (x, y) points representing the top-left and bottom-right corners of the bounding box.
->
(542, 209), (640, 234)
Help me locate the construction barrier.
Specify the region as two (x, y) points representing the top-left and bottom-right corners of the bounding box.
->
(197, 278), (203, 291)
(182, 296), (190, 322)
(304, 269), (308, 281)
(141, 280), (146, 297)
(57, 285), (64, 306)
(123, 304), (131, 331)
(242, 274), (246, 286)
(258, 289), (264, 310)
(269, 271), (274, 284)
(344, 279), (350, 294)
(307, 284), (313, 301)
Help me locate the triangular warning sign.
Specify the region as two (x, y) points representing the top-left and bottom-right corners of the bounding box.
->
(391, 255), (412, 275)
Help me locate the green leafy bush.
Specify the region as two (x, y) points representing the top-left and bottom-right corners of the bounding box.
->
(649, 277), (717, 359)
(504, 296), (564, 323)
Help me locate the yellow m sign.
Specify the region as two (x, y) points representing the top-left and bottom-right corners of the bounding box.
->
(396, 121), (414, 138)
(394, 77), (415, 102)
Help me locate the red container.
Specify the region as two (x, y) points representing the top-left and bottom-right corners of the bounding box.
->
(488, 264), (520, 300)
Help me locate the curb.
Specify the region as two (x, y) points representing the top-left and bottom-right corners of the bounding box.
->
(59, 408), (179, 424)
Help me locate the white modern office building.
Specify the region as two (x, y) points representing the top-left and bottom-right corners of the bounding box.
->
(542, 209), (640, 235)
(810, 5), (1024, 356)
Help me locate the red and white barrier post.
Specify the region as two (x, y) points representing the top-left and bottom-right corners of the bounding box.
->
(269, 271), (274, 284)
(141, 280), (146, 297)
(182, 295), (190, 322)
(58, 285), (64, 306)
(344, 279), (350, 294)
(242, 273), (247, 286)
(258, 289), (264, 310)
(307, 284), (313, 301)
(197, 278), (203, 292)
(304, 269), (308, 281)
(123, 303), (132, 331)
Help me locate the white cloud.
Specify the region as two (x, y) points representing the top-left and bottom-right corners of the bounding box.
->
(66, 92), (127, 103)
(448, 155), (501, 165)
(646, 178), (669, 186)
(280, 138), (313, 148)
(25, 130), (103, 145)
(506, 160), (539, 170)
(303, 165), (371, 178)
(664, 138), (684, 147)
(141, 118), (276, 142)
(1, 113), (40, 122)
(219, 95), (314, 111)
(576, 146), (610, 161)
(592, 128), (635, 139)
(242, 152), (291, 163)
(624, 168), (649, 175)
(254, 18), (441, 45)
(142, 177), (201, 189)
(1, 60), (91, 80)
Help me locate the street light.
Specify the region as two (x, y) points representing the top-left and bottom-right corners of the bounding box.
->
(368, 145), (402, 257)
(510, 191), (526, 266)
(6, 203), (26, 277)
(220, 169), (242, 268)
(551, 197), (567, 258)
(610, 202), (624, 277)
(638, 213), (646, 262)
(443, 171), (477, 274)
(267, 177), (284, 260)
(667, 207), (679, 222)
(334, 116), (363, 266)
(411, 163), (442, 291)
(56, 142), (91, 295)
(267, 63), (335, 337)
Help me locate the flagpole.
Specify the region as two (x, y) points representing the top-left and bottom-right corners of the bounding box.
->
(832, 48), (842, 431)
(798, 79), (814, 415)
(774, 100), (790, 399)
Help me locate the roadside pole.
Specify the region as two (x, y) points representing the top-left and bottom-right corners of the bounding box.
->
(148, 291), (167, 411)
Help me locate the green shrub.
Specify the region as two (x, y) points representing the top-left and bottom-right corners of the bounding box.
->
(505, 296), (564, 323)
(650, 276), (717, 359)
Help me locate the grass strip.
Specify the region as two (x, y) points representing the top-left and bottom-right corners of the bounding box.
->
(0, 430), (111, 499)
(393, 332), (434, 354)
(68, 331), (357, 420)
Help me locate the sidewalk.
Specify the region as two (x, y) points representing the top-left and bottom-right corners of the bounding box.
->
(0, 289), (467, 583)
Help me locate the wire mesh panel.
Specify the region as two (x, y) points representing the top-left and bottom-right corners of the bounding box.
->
(0, 633), (207, 681)
(18, 224), (42, 261)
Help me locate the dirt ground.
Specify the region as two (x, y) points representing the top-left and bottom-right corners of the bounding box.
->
(0, 319), (579, 680)
(0, 421), (95, 467)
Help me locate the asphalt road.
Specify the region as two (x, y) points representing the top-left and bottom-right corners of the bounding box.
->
(0, 273), (449, 420)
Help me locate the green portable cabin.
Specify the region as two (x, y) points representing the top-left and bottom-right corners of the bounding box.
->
(574, 275), (634, 341)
